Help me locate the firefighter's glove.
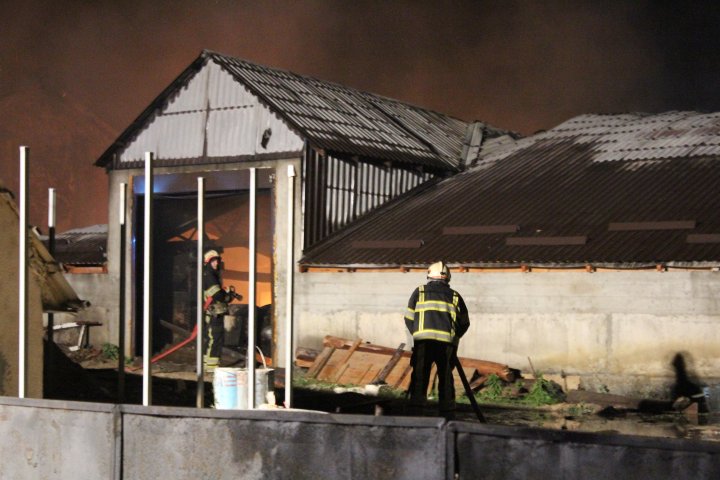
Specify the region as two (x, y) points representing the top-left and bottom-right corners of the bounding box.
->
(226, 285), (243, 302)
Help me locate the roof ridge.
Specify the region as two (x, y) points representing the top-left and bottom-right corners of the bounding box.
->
(204, 49), (467, 123)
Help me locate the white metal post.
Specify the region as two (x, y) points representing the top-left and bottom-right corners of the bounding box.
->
(247, 168), (257, 408)
(18, 146), (29, 398)
(196, 177), (205, 408)
(48, 187), (55, 229)
(118, 183), (127, 403)
(142, 152), (154, 406)
(47, 188), (56, 344)
(285, 165), (296, 407)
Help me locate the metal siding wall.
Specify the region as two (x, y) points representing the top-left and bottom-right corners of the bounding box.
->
(302, 151), (435, 247)
(121, 112), (206, 162)
(164, 67), (208, 113)
(207, 108), (257, 157)
(208, 61), (257, 109)
(253, 102), (305, 158)
(118, 60), (302, 164)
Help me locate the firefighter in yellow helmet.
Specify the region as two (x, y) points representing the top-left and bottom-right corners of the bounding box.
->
(202, 249), (241, 371)
(404, 261), (470, 419)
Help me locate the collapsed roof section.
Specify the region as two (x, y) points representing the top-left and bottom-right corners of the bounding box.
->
(41, 224), (107, 268)
(299, 111), (720, 268)
(96, 50), (508, 172)
(0, 182), (89, 312)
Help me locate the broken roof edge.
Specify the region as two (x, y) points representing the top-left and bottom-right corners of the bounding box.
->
(475, 110), (720, 166)
(30, 230), (91, 312)
(0, 191), (90, 312)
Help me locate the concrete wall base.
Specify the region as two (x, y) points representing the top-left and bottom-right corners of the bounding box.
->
(2, 397), (719, 479)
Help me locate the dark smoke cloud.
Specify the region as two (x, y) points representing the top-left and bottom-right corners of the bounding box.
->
(1, 0), (719, 230)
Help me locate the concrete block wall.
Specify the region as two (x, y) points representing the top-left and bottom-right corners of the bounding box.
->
(56, 273), (118, 346)
(295, 270), (720, 396)
(451, 422), (720, 480)
(0, 398), (118, 479)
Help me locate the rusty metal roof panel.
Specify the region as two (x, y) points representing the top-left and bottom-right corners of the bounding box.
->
(300, 112), (720, 268)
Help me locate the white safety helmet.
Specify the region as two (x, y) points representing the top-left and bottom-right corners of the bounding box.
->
(204, 249), (221, 264)
(427, 261), (451, 281)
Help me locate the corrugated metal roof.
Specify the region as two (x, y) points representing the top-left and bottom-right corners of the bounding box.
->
(482, 111), (720, 164)
(42, 224), (108, 266)
(300, 111), (720, 268)
(206, 51), (470, 170)
(97, 50), (502, 171)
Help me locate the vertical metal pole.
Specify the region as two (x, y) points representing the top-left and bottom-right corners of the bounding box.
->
(247, 168), (257, 408)
(196, 177), (205, 408)
(142, 152), (153, 406)
(47, 188), (56, 344)
(285, 165), (296, 407)
(118, 183), (127, 403)
(18, 146), (29, 398)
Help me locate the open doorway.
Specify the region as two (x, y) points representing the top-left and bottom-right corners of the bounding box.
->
(132, 170), (274, 363)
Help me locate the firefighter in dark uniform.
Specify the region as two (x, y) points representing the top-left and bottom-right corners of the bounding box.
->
(202, 249), (240, 372)
(405, 261), (470, 418)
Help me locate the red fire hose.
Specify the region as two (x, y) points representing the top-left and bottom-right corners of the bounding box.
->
(126, 324), (198, 371)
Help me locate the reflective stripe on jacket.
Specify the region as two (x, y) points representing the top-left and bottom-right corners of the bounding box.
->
(202, 264), (227, 312)
(404, 281), (470, 345)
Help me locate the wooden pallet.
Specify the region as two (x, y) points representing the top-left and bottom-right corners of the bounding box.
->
(297, 335), (515, 393)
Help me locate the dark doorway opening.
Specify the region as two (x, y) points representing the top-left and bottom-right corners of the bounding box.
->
(132, 176), (274, 360)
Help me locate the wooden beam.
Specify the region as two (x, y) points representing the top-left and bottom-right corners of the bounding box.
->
(306, 346), (335, 379)
(331, 338), (362, 382)
(370, 343), (405, 384)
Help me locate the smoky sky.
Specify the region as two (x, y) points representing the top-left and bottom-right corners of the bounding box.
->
(1, 0), (720, 230)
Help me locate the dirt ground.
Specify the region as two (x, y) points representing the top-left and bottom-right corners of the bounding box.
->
(41, 340), (720, 443)
(43, 340), (480, 417)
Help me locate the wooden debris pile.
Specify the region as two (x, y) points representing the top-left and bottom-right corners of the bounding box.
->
(296, 335), (520, 395)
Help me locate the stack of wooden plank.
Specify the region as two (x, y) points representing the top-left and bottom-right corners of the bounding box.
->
(296, 336), (519, 394)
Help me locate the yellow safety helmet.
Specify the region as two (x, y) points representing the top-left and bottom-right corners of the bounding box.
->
(427, 261), (451, 281)
(204, 249), (221, 264)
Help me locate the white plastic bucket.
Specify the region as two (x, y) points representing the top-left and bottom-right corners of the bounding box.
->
(212, 353), (275, 409)
(212, 368), (245, 409)
(255, 368), (275, 407)
(232, 368), (274, 408)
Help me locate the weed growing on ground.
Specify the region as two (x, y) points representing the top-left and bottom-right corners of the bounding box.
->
(521, 374), (562, 406)
(456, 372), (564, 407)
(101, 343), (119, 361)
(476, 373), (505, 402)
